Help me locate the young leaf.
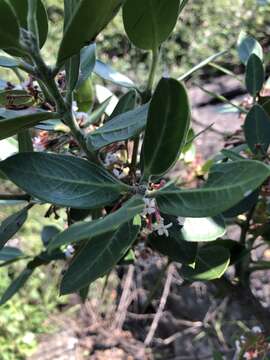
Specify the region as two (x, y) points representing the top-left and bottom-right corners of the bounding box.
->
(0, 112), (59, 140)
(154, 160), (270, 217)
(48, 195), (144, 251)
(244, 104), (270, 154)
(0, 0), (20, 50)
(9, 0), (48, 49)
(88, 103), (149, 150)
(245, 54), (265, 97)
(237, 34), (263, 65)
(94, 60), (135, 88)
(0, 267), (33, 305)
(77, 44), (96, 88)
(0, 206), (29, 250)
(123, 0), (180, 50)
(60, 220), (140, 294)
(0, 153), (129, 209)
(180, 245), (230, 281)
(142, 78), (190, 178)
(83, 97), (112, 127)
(148, 233), (197, 264)
(58, 0), (123, 65)
(109, 90), (137, 119)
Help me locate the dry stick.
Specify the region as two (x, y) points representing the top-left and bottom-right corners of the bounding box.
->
(113, 265), (135, 330)
(144, 264), (173, 346)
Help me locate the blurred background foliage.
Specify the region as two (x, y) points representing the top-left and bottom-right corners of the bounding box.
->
(0, 0), (270, 358)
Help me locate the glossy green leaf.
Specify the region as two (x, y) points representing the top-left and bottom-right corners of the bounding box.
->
(245, 54), (264, 97)
(48, 195), (144, 251)
(0, 1), (20, 50)
(244, 105), (270, 154)
(88, 103), (149, 150)
(237, 34), (263, 65)
(0, 206), (29, 250)
(9, 0), (48, 48)
(94, 60), (135, 88)
(143, 78), (190, 177)
(0, 56), (19, 68)
(148, 233), (197, 264)
(180, 245), (230, 281)
(177, 216), (226, 242)
(123, 0), (179, 50)
(58, 0), (123, 65)
(0, 153), (128, 209)
(41, 226), (61, 247)
(223, 190), (259, 218)
(77, 44), (96, 88)
(109, 90), (137, 119)
(60, 220), (140, 294)
(83, 98), (112, 128)
(0, 111), (59, 140)
(154, 160), (270, 217)
(210, 240), (245, 265)
(0, 247), (24, 262)
(0, 267), (33, 305)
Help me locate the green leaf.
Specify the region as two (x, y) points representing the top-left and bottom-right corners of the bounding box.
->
(58, 0), (123, 65)
(176, 216), (226, 242)
(180, 245), (230, 281)
(41, 226), (61, 247)
(123, 0), (179, 50)
(245, 54), (265, 97)
(18, 130), (33, 152)
(0, 246), (24, 262)
(77, 44), (96, 88)
(60, 220), (140, 294)
(0, 0), (20, 50)
(0, 267), (33, 305)
(154, 160), (270, 217)
(148, 233), (197, 264)
(48, 195), (144, 251)
(0, 56), (19, 68)
(0, 153), (128, 209)
(237, 34), (263, 65)
(0, 207), (29, 251)
(223, 190), (259, 218)
(88, 103), (149, 150)
(83, 97), (112, 127)
(9, 0), (48, 49)
(244, 105), (270, 154)
(109, 90), (137, 120)
(0, 89), (35, 108)
(0, 111), (59, 140)
(210, 239), (245, 265)
(94, 60), (135, 88)
(143, 78), (190, 177)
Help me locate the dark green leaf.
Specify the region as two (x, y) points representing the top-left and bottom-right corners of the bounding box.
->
(0, 246), (24, 262)
(244, 105), (270, 154)
(180, 245), (230, 281)
(0, 153), (129, 209)
(155, 160), (270, 217)
(143, 78), (190, 177)
(77, 44), (96, 88)
(245, 54), (264, 97)
(209, 239), (245, 265)
(123, 0), (179, 50)
(60, 220), (140, 294)
(9, 0), (48, 49)
(148, 233), (197, 264)
(48, 195), (144, 251)
(88, 103), (148, 150)
(0, 111), (59, 140)
(18, 130), (33, 152)
(0, 0), (20, 50)
(83, 97), (112, 127)
(0, 207), (29, 250)
(109, 90), (137, 119)
(237, 35), (263, 65)
(94, 60), (135, 88)
(223, 189), (259, 218)
(0, 267), (33, 305)
(41, 226), (61, 247)
(58, 0), (123, 65)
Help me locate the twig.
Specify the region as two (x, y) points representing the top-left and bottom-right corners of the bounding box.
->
(144, 264), (173, 346)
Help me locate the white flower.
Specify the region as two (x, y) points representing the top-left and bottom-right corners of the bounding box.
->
(104, 152), (119, 166)
(177, 216), (185, 227)
(142, 198), (156, 216)
(33, 137), (46, 152)
(65, 245), (75, 259)
(72, 101), (78, 112)
(112, 168), (126, 179)
(251, 326), (262, 333)
(153, 218), (173, 237)
(75, 112), (88, 123)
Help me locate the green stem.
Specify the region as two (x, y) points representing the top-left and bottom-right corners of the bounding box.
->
(146, 48), (159, 93)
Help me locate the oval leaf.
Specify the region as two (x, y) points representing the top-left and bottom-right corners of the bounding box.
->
(58, 0), (123, 65)
(123, 0), (179, 50)
(155, 160), (270, 217)
(245, 54), (265, 97)
(143, 78), (191, 177)
(0, 153), (128, 209)
(60, 221), (140, 294)
(88, 103), (148, 150)
(180, 245), (230, 281)
(0, 246), (24, 262)
(237, 34), (263, 65)
(0, 1), (20, 50)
